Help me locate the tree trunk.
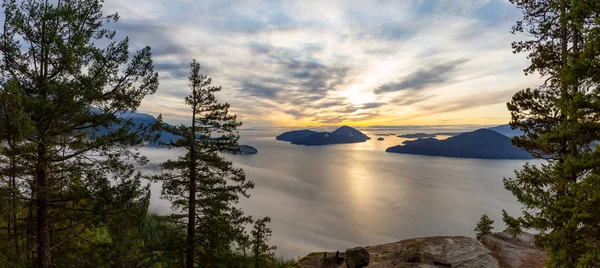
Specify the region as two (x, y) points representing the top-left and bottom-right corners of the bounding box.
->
(7, 164), (12, 249)
(255, 233), (261, 268)
(27, 186), (34, 263)
(186, 98), (198, 268)
(11, 156), (19, 256)
(36, 143), (51, 268)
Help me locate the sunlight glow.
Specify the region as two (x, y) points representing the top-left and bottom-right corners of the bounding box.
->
(340, 86), (377, 105)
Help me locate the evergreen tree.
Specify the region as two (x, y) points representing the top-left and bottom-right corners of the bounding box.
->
(0, 78), (33, 266)
(0, 0), (159, 266)
(504, 0), (600, 266)
(251, 217), (276, 268)
(473, 214), (494, 241)
(155, 60), (254, 268)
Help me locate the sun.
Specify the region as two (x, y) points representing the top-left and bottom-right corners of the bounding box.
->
(340, 86), (376, 105)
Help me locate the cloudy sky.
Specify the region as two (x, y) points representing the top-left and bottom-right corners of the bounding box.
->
(103, 0), (539, 127)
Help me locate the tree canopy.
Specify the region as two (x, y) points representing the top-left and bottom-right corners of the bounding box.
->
(504, 0), (600, 266)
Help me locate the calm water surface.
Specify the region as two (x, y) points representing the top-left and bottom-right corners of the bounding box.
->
(141, 128), (539, 258)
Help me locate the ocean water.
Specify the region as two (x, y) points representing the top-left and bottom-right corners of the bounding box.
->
(140, 128), (539, 259)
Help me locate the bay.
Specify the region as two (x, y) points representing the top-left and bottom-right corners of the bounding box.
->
(140, 128), (538, 259)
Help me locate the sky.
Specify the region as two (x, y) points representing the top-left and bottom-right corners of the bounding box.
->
(102, 0), (540, 128)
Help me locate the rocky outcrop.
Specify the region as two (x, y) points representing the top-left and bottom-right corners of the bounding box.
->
(481, 231), (547, 268)
(345, 247), (369, 268)
(295, 232), (547, 268)
(296, 236), (499, 268)
(299, 251), (345, 268)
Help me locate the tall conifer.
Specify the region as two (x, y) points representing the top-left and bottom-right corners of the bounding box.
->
(504, 0), (600, 266)
(156, 60), (254, 267)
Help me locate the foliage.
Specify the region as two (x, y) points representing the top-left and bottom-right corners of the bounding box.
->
(504, 0), (600, 266)
(0, 0), (159, 266)
(154, 60), (254, 268)
(474, 214), (494, 240)
(501, 210), (521, 237)
(251, 217), (277, 268)
(0, 1), (284, 267)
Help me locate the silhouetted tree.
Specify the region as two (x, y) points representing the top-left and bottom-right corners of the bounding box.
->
(155, 60), (254, 268)
(251, 217), (276, 268)
(504, 0), (600, 266)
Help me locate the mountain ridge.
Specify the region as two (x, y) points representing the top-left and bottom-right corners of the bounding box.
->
(386, 128), (532, 159)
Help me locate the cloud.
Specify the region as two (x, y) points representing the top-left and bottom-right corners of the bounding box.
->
(410, 88), (518, 118)
(153, 62), (190, 79)
(111, 21), (189, 58)
(234, 45), (352, 120)
(362, 102), (385, 109)
(104, 0), (537, 127)
(375, 59), (470, 94)
(242, 81), (282, 99)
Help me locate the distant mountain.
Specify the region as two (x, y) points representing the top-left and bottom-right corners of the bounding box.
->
(386, 129), (532, 159)
(91, 110), (179, 147)
(487, 124), (524, 138)
(98, 111), (255, 153)
(397, 133), (437, 139)
(116, 111), (181, 147)
(277, 126), (370, 146)
(397, 132), (462, 139)
(276, 129), (318, 142)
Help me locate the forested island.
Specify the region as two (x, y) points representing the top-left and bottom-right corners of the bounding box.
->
(276, 126), (370, 146)
(386, 129), (533, 159)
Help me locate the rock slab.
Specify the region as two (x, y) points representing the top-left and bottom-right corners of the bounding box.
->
(481, 231), (547, 268)
(295, 236), (499, 268)
(345, 247), (369, 268)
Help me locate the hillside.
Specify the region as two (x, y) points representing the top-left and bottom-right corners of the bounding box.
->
(386, 129), (532, 159)
(488, 124), (524, 138)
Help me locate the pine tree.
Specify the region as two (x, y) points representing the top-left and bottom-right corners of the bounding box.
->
(504, 0), (600, 266)
(155, 60), (254, 268)
(0, 78), (34, 266)
(251, 217), (276, 268)
(0, 0), (159, 266)
(474, 214), (494, 241)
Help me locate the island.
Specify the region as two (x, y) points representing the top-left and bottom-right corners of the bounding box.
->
(386, 129), (533, 159)
(275, 129), (318, 141)
(223, 145), (258, 155)
(277, 126), (370, 146)
(377, 137), (384, 141)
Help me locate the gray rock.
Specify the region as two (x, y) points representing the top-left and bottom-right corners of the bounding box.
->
(481, 231), (547, 268)
(345, 247), (369, 268)
(296, 236), (499, 268)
